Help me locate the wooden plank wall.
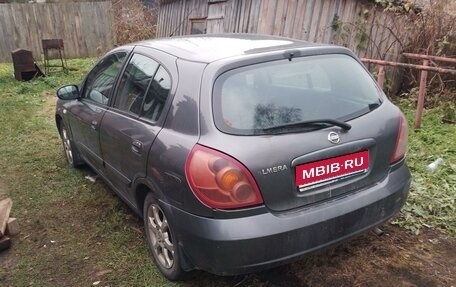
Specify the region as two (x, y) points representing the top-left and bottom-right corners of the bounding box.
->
(157, 0), (408, 62)
(0, 1), (115, 63)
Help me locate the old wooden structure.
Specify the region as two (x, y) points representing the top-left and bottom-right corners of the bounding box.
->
(11, 49), (44, 81)
(42, 38), (67, 74)
(157, 0), (407, 62)
(0, 1), (115, 62)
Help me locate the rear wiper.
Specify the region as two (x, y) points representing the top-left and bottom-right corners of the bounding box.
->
(261, 119), (352, 132)
(368, 102), (381, 111)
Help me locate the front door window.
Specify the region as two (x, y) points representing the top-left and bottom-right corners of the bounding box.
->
(82, 52), (127, 105)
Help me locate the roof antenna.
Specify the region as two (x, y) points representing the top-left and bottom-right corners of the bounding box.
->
(284, 50), (298, 62)
(288, 52), (294, 61)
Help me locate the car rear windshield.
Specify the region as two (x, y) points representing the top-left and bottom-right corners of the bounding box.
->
(213, 54), (382, 135)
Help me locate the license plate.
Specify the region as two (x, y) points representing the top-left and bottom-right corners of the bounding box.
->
(295, 150), (369, 190)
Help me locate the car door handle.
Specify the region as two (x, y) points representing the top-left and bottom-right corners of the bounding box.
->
(91, 120), (98, 130)
(131, 140), (143, 154)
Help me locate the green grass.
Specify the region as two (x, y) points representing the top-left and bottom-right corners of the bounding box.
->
(0, 59), (454, 286)
(0, 59), (232, 286)
(393, 97), (456, 235)
(0, 59), (167, 286)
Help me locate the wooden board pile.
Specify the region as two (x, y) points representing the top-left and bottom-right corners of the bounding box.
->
(0, 198), (19, 252)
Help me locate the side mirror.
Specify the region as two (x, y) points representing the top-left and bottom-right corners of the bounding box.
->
(56, 85), (80, 100)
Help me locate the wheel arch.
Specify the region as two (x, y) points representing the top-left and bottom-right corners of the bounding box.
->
(133, 179), (166, 217)
(56, 114), (63, 133)
(137, 179), (195, 273)
(135, 183), (151, 217)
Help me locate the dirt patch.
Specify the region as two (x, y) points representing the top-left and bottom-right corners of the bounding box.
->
(223, 224), (456, 287)
(184, 224), (456, 287)
(39, 92), (57, 119)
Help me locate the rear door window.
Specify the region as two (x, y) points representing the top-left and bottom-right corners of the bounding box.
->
(140, 66), (172, 122)
(112, 54), (172, 122)
(213, 54), (382, 135)
(113, 54), (159, 115)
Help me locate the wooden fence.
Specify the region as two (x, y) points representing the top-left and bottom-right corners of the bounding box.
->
(157, 0), (409, 62)
(0, 1), (115, 62)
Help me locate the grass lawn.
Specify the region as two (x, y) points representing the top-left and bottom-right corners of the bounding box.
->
(0, 59), (454, 286)
(393, 97), (456, 235)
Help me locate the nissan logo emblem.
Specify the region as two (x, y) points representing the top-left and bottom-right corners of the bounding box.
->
(328, 132), (340, 144)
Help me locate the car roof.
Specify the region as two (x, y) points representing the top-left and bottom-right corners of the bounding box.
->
(134, 33), (331, 63)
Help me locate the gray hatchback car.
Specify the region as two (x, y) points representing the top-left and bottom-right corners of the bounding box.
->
(55, 34), (411, 280)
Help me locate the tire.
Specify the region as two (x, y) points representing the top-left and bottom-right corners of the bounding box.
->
(143, 193), (185, 281)
(59, 121), (84, 168)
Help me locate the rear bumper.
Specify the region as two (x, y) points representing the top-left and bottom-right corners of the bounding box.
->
(168, 163), (411, 275)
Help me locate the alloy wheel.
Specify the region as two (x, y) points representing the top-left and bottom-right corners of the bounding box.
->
(147, 204), (175, 269)
(61, 127), (73, 165)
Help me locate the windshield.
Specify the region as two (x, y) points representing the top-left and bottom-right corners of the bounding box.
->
(213, 54), (382, 135)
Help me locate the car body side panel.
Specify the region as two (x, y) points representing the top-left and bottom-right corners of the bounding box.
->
(57, 97), (107, 170)
(99, 46), (179, 204)
(100, 112), (159, 199)
(146, 59), (211, 216)
(56, 47), (134, 171)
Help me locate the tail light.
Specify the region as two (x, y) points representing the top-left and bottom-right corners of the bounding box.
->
(390, 112), (408, 163)
(185, 144), (263, 209)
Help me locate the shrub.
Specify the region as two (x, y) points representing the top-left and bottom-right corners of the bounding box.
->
(376, 0), (456, 92)
(113, 0), (158, 45)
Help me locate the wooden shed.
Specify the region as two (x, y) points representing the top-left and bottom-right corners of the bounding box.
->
(157, 0), (407, 61)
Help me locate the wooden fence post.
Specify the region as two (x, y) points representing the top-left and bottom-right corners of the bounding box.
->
(414, 60), (429, 129)
(377, 65), (385, 89)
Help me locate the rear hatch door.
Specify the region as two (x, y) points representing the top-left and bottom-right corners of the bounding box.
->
(201, 53), (401, 211)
